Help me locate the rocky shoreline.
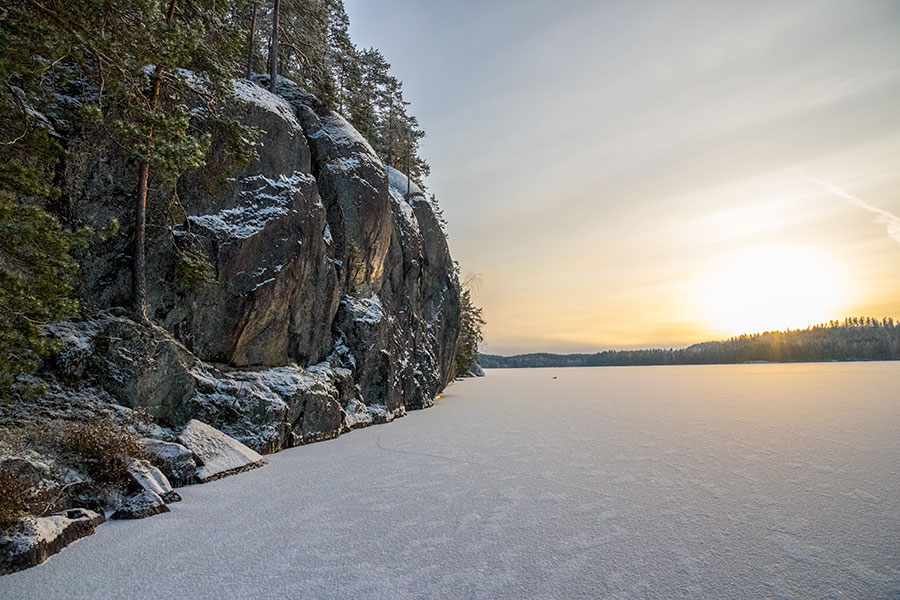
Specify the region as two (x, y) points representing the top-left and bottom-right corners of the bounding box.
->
(0, 76), (461, 574)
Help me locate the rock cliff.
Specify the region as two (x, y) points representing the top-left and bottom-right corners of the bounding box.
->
(0, 77), (461, 572)
(46, 77), (460, 451)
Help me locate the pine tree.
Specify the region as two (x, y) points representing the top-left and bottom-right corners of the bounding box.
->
(349, 47), (390, 146)
(455, 275), (486, 377)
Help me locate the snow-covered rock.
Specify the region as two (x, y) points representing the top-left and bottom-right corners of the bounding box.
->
(465, 363), (485, 377)
(127, 459), (181, 504)
(0, 456), (53, 488)
(189, 171), (315, 241)
(386, 165), (424, 199)
(341, 293), (385, 324)
(342, 397), (373, 430)
(231, 79), (303, 134)
(177, 420), (268, 483)
(270, 75), (393, 292)
(140, 439), (197, 487)
(110, 490), (169, 520)
(0, 509), (104, 574)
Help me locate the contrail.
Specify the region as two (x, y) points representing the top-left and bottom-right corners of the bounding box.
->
(812, 178), (900, 243)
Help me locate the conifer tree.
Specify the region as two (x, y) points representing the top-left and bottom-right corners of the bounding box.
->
(456, 275), (486, 377)
(133, 0), (179, 323)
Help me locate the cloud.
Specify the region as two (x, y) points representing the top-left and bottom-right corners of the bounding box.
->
(813, 178), (900, 243)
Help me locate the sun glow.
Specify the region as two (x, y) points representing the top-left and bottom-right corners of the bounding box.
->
(694, 246), (849, 336)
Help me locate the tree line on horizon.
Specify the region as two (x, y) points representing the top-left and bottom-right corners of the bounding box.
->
(479, 318), (900, 368)
(0, 0), (442, 393)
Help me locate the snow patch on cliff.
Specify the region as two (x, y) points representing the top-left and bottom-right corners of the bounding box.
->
(309, 113), (380, 159)
(189, 171), (312, 239)
(386, 165), (424, 198)
(388, 186), (420, 235)
(342, 293), (384, 324)
(232, 79), (302, 133)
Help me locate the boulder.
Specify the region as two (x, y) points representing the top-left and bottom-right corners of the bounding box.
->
(110, 491), (169, 520)
(177, 420), (268, 483)
(45, 315), (200, 422)
(127, 459), (181, 503)
(288, 386), (343, 446)
(342, 397), (373, 430)
(0, 508), (104, 574)
(0, 456), (52, 485)
(140, 439), (198, 487)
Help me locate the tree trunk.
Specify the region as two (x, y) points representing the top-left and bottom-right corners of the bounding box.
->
(245, 2), (258, 79)
(386, 105), (393, 167)
(133, 0), (178, 323)
(269, 0), (279, 92)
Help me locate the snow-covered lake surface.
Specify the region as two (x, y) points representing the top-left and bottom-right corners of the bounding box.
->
(4, 363), (900, 599)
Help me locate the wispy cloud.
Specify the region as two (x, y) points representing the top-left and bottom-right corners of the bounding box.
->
(813, 178), (900, 243)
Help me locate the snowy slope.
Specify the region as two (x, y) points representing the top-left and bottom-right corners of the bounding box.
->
(3, 363), (900, 599)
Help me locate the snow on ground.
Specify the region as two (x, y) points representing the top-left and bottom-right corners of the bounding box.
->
(3, 363), (900, 599)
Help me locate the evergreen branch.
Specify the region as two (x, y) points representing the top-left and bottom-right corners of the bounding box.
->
(0, 83), (30, 146)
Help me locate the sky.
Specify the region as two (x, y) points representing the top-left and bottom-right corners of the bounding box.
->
(345, 0), (900, 355)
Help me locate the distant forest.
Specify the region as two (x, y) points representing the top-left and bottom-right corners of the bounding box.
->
(480, 318), (900, 368)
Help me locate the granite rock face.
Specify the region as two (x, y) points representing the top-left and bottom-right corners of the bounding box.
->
(43, 77), (460, 453)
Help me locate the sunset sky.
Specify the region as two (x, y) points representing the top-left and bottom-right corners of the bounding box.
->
(346, 0), (900, 355)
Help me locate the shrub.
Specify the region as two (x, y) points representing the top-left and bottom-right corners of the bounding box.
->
(0, 471), (32, 526)
(57, 418), (147, 486)
(174, 246), (216, 292)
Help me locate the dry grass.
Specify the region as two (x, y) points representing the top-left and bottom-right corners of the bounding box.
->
(0, 471), (32, 526)
(56, 417), (147, 486)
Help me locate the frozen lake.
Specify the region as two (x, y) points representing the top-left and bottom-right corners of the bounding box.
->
(3, 363), (900, 599)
